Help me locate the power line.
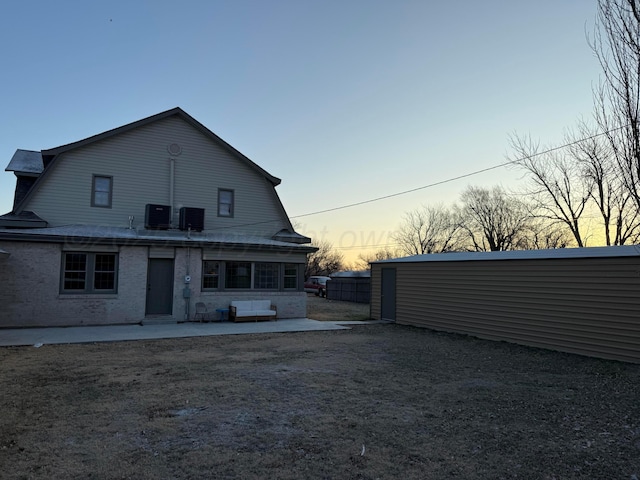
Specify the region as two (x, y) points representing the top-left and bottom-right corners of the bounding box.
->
(207, 124), (627, 233)
(290, 124), (627, 219)
(333, 242), (400, 251)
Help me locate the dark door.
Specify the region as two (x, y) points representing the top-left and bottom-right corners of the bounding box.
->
(381, 267), (396, 321)
(146, 258), (174, 315)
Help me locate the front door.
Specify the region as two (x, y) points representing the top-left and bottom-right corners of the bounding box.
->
(146, 258), (174, 315)
(381, 267), (396, 321)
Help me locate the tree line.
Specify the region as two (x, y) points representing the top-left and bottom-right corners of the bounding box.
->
(307, 0), (640, 277)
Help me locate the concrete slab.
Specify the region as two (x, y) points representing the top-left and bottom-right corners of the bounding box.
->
(0, 318), (352, 347)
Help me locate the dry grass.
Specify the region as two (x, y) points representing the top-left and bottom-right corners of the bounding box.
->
(1, 299), (639, 479)
(305, 294), (370, 321)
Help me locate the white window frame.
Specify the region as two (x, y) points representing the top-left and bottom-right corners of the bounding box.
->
(218, 189), (234, 217)
(92, 175), (113, 208)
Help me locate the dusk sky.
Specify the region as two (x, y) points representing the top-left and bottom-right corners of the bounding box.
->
(0, 1), (603, 263)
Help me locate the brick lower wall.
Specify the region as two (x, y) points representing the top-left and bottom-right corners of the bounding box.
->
(0, 241), (307, 327)
(0, 242), (147, 327)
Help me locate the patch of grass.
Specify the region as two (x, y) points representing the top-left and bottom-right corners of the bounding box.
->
(305, 294), (370, 321)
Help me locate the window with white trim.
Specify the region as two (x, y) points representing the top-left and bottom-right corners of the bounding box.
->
(218, 189), (234, 217)
(92, 175), (113, 208)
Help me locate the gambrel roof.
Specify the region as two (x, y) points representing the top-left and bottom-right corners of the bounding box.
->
(9, 107), (282, 213)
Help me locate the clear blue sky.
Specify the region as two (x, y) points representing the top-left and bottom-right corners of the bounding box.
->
(0, 1), (602, 262)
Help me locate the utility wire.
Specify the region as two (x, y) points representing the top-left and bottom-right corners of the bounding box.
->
(208, 124), (626, 232)
(289, 124), (627, 219)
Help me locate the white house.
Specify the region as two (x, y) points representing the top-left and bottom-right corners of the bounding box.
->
(0, 108), (315, 327)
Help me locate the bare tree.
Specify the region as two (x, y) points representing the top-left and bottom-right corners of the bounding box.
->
(305, 240), (344, 278)
(590, 0), (640, 212)
(392, 204), (462, 256)
(569, 120), (640, 245)
(457, 185), (531, 251)
(509, 134), (592, 247)
(516, 218), (573, 250)
(355, 247), (401, 270)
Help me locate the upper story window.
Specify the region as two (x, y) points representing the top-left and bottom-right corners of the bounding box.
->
(218, 189), (234, 217)
(92, 175), (113, 208)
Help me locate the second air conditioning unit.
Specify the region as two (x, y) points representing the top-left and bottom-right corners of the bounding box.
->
(179, 207), (205, 232)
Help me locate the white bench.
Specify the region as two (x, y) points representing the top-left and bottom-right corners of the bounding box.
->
(229, 300), (277, 322)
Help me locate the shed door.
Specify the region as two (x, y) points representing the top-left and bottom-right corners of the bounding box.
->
(381, 268), (396, 321)
(146, 258), (174, 315)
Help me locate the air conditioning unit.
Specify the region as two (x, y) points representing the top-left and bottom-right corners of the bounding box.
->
(179, 207), (205, 232)
(145, 204), (171, 230)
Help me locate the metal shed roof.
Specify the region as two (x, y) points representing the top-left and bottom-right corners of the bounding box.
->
(373, 245), (640, 264)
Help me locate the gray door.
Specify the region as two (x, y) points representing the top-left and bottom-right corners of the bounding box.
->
(381, 267), (396, 321)
(146, 258), (174, 315)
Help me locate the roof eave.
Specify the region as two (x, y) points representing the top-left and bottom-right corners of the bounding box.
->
(0, 230), (317, 253)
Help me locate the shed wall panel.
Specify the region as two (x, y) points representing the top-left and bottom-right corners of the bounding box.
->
(372, 256), (640, 363)
(371, 267), (381, 319)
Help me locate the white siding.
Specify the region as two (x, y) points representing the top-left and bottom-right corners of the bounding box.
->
(25, 116), (289, 236)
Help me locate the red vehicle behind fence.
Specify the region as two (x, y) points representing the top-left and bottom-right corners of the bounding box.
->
(303, 276), (331, 297)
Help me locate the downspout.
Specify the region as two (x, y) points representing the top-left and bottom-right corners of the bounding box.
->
(184, 246), (191, 321)
(169, 157), (175, 227)
(167, 142), (182, 226)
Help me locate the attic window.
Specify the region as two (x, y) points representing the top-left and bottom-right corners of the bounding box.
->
(92, 175), (113, 208)
(218, 189), (234, 217)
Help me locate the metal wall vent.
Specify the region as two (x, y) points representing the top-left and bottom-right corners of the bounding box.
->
(167, 143), (182, 156)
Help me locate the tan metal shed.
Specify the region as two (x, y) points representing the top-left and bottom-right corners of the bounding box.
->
(371, 245), (640, 363)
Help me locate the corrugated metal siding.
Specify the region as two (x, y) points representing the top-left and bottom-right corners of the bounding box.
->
(371, 266), (381, 319)
(25, 116), (288, 235)
(372, 256), (640, 363)
(326, 278), (371, 303)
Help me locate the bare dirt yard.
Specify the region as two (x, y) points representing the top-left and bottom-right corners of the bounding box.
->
(1, 298), (639, 479)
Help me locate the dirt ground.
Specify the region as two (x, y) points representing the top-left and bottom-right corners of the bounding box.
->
(1, 298), (639, 479)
